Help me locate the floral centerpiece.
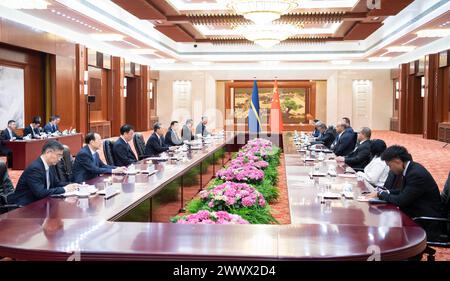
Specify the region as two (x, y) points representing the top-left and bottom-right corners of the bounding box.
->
(199, 182), (266, 210)
(216, 163), (264, 182)
(174, 210), (249, 225)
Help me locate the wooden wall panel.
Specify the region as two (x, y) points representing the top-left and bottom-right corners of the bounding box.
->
(110, 57), (125, 136)
(423, 54), (439, 139)
(397, 64), (408, 133)
(52, 55), (77, 131)
(75, 44), (88, 134)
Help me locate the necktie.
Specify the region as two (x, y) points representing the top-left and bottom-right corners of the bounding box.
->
(159, 135), (162, 146)
(46, 169), (50, 190)
(31, 127), (35, 137)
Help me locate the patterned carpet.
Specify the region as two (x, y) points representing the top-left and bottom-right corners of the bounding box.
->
(3, 130), (449, 260)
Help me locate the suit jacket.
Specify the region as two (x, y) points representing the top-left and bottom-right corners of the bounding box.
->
(11, 157), (66, 206)
(43, 123), (58, 134)
(379, 162), (444, 220)
(165, 128), (183, 146)
(181, 125), (194, 141)
(0, 128), (21, 140)
(312, 129), (320, 138)
(195, 122), (209, 137)
(112, 137), (137, 167)
(71, 146), (116, 183)
(23, 125), (41, 139)
(145, 132), (169, 157)
(344, 140), (372, 170)
(315, 129), (335, 148)
(332, 130), (356, 156)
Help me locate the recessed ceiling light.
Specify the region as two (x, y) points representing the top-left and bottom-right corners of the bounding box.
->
(416, 29), (450, 38)
(387, 46), (416, 52)
(330, 60), (352, 65)
(368, 57), (391, 62)
(90, 33), (125, 41)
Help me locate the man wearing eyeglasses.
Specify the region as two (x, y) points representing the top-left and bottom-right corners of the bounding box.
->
(11, 140), (78, 206)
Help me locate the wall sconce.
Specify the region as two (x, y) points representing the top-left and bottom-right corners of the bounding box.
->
(83, 70), (88, 96)
(123, 78), (127, 98)
(148, 82), (153, 99)
(421, 77), (425, 98)
(395, 81), (399, 99)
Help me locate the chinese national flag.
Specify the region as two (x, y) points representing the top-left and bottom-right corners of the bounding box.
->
(269, 80), (284, 133)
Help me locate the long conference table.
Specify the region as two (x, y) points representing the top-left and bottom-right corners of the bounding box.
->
(0, 132), (426, 260)
(4, 134), (83, 170)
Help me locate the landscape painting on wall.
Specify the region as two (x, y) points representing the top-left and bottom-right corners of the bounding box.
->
(0, 65), (24, 128)
(234, 87), (306, 124)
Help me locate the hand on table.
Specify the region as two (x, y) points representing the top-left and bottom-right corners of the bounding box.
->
(64, 183), (79, 192)
(112, 167), (127, 174)
(335, 156), (345, 162)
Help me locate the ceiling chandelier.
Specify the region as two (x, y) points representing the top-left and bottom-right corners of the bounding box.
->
(235, 24), (300, 48)
(228, 0), (299, 25)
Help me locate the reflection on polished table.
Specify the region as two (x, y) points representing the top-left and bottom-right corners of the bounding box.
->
(0, 133), (426, 260)
(4, 134), (83, 170)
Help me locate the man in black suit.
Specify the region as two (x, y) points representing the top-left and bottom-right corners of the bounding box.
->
(313, 123), (335, 148)
(336, 127), (372, 170)
(1, 120), (22, 140)
(43, 115), (60, 134)
(112, 124), (138, 167)
(331, 121), (356, 156)
(23, 116), (42, 139)
(342, 117), (354, 134)
(369, 145), (445, 239)
(0, 120), (20, 168)
(72, 133), (126, 183)
(165, 121), (183, 146)
(10, 140), (78, 206)
(146, 122), (175, 157)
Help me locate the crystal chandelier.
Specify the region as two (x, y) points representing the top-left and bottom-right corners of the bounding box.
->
(0, 0), (49, 9)
(228, 0), (299, 25)
(235, 24), (299, 48)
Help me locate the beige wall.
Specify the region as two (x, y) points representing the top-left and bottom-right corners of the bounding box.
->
(157, 71), (222, 130)
(326, 69), (392, 130)
(157, 69), (392, 131)
(315, 81), (327, 122)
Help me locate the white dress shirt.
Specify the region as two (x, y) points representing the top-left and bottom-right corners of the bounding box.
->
(40, 155), (50, 190)
(356, 156), (389, 187)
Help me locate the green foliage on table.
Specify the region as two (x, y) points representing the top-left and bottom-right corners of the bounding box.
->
(184, 198), (278, 225)
(249, 178), (279, 203)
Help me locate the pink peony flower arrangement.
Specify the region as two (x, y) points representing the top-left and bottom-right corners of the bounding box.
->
(216, 163), (265, 182)
(240, 138), (274, 159)
(176, 210), (249, 224)
(199, 181), (266, 209)
(230, 154), (269, 169)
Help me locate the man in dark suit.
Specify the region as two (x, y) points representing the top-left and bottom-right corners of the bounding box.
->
(181, 119), (194, 141)
(10, 140), (78, 206)
(23, 116), (42, 139)
(165, 121), (183, 146)
(336, 127), (372, 170)
(331, 121), (356, 156)
(0, 120), (20, 168)
(1, 120), (22, 140)
(313, 123), (335, 148)
(146, 122), (175, 157)
(112, 124), (138, 167)
(342, 117), (354, 134)
(370, 145), (445, 239)
(43, 115), (60, 134)
(72, 133), (126, 183)
(195, 116), (210, 137)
